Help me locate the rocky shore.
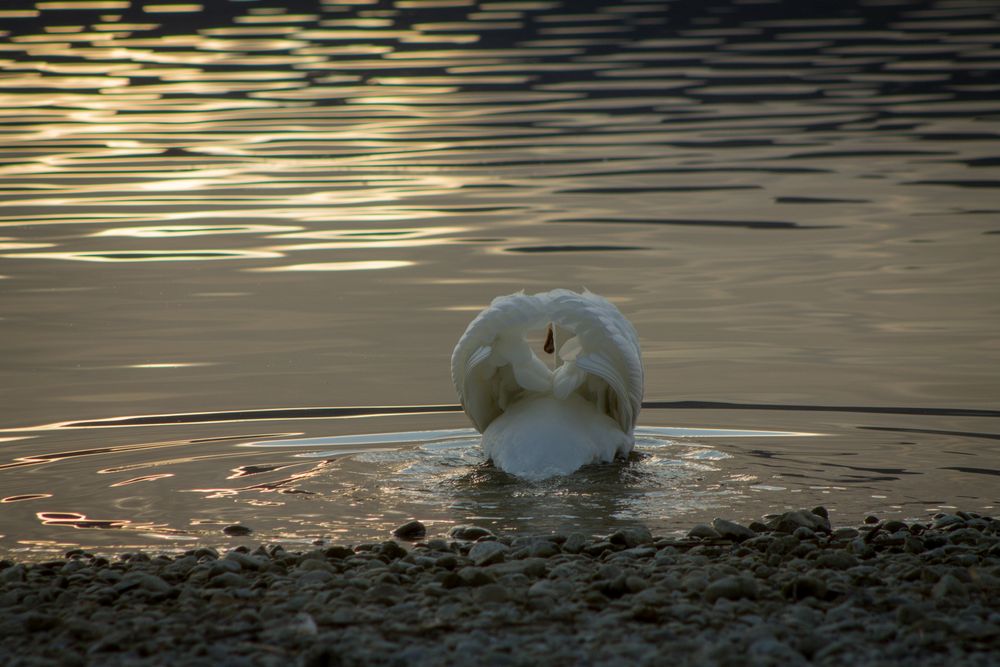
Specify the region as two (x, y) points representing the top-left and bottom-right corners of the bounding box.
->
(1, 508), (998, 666)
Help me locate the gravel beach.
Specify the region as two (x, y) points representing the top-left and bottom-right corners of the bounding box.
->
(1, 508), (998, 667)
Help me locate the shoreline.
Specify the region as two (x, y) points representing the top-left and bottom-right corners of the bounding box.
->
(1, 508), (997, 666)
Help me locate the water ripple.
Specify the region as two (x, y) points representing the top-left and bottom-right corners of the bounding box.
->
(0, 0), (998, 556)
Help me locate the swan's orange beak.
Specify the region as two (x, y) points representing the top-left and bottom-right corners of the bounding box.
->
(543, 323), (555, 354)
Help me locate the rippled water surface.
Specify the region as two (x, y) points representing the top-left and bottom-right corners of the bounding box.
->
(1, 0), (998, 558)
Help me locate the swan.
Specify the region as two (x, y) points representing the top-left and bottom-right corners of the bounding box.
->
(451, 289), (643, 479)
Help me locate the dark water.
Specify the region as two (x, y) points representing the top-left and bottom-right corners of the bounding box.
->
(1, 0), (998, 558)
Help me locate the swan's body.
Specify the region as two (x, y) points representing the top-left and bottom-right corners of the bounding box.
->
(451, 289), (643, 479)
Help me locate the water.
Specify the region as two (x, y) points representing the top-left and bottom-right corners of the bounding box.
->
(1, 0), (998, 558)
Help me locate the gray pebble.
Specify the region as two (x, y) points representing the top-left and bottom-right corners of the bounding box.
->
(704, 575), (757, 602)
(1, 565), (25, 584)
(114, 571), (171, 595)
(476, 584), (509, 604)
(298, 570), (334, 586)
(366, 583), (405, 603)
(469, 541), (509, 566)
(688, 524), (720, 540)
(224, 551), (263, 570)
(449, 525), (494, 541)
(783, 575), (827, 600)
(768, 509), (831, 534)
(528, 579), (571, 598)
(932, 514), (965, 530)
(457, 567), (494, 587)
(529, 541), (559, 558)
(1, 506), (996, 667)
(391, 520), (426, 540)
(711, 518), (755, 542)
(208, 572), (249, 588)
(816, 551), (859, 570)
(561, 533), (587, 554)
(609, 526), (653, 548)
(932, 573), (966, 599)
(297, 559), (333, 573)
(210, 558), (242, 577)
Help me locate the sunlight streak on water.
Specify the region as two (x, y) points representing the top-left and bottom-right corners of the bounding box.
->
(240, 425), (824, 452)
(0, 0), (998, 558)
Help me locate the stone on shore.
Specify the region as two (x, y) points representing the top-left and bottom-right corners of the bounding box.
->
(392, 520), (426, 540)
(1, 508), (997, 667)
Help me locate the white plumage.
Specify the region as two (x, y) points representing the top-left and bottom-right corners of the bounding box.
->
(451, 289), (643, 479)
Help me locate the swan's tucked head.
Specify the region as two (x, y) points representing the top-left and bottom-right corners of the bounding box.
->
(450, 289), (644, 437)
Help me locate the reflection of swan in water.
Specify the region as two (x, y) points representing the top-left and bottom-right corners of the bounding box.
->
(451, 289), (643, 479)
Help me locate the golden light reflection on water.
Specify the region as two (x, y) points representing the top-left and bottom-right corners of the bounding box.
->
(0, 0), (999, 558)
(126, 362), (216, 369)
(3, 249), (282, 262)
(94, 224), (302, 237)
(143, 4), (203, 13)
(245, 260), (415, 272)
(37, 1), (129, 9)
(1, 494), (52, 503)
(108, 473), (174, 487)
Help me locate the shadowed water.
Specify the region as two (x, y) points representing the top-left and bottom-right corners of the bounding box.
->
(0, 0), (998, 557)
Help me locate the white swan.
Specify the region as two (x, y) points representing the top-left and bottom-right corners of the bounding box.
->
(451, 289), (643, 479)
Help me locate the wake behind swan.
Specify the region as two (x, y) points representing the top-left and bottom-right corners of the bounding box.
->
(451, 289), (643, 479)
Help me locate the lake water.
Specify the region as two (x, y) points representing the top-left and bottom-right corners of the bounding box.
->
(1, 0), (998, 558)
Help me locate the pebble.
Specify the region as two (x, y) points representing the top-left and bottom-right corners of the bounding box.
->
(224, 551), (263, 570)
(608, 526), (653, 548)
(932, 514), (965, 530)
(223, 525), (253, 537)
(0, 508), (997, 667)
(298, 570), (334, 586)
(392, 520), (427, 540)
(468, 541), (509, 567)
(704, 575), (757, 602)
(1, 565), (25, 584)
(783, 575), (828, 600)
(711, 518), (756, 542)
(476, 584), (509, 604)
(208, 572), (249, 588)
(768, 509), (832, 534)
(688, 524), (720, 540)
(210, 558), (242, 577)
(115, 571), (171, 595)
(457, 567), (493, 587)
(932, 573), (966, 599)
(816, 551), (859, 570)
(449, 526), (493, 541)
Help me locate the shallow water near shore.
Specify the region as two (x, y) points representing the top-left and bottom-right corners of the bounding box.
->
(1, 0), (999, 558)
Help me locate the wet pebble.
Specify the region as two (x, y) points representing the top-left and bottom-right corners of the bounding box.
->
(688, 524), (720, 540)
(816, 551), (859, 571)
(711, 518), (755, 542)
(609, 526), (653, 548)
(704, 575), (757, 602)
(469, 541), (509, 567)
(932, 573), (966, 599)
(449, 526), (493, 541)
(392, 520), (427, 540)
(114, 571), (171, 595)
(0, 508), (997, 667)
(768, 509), (831, 534)
(208, 572), (249, 588)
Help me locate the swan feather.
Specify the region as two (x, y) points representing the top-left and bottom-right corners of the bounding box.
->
(451, 289), (644, 477)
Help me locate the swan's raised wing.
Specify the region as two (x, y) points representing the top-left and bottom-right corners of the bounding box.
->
(451, 292), (552, 433)
(547, 289), (644, 434)
(451, 289), (644, 435)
